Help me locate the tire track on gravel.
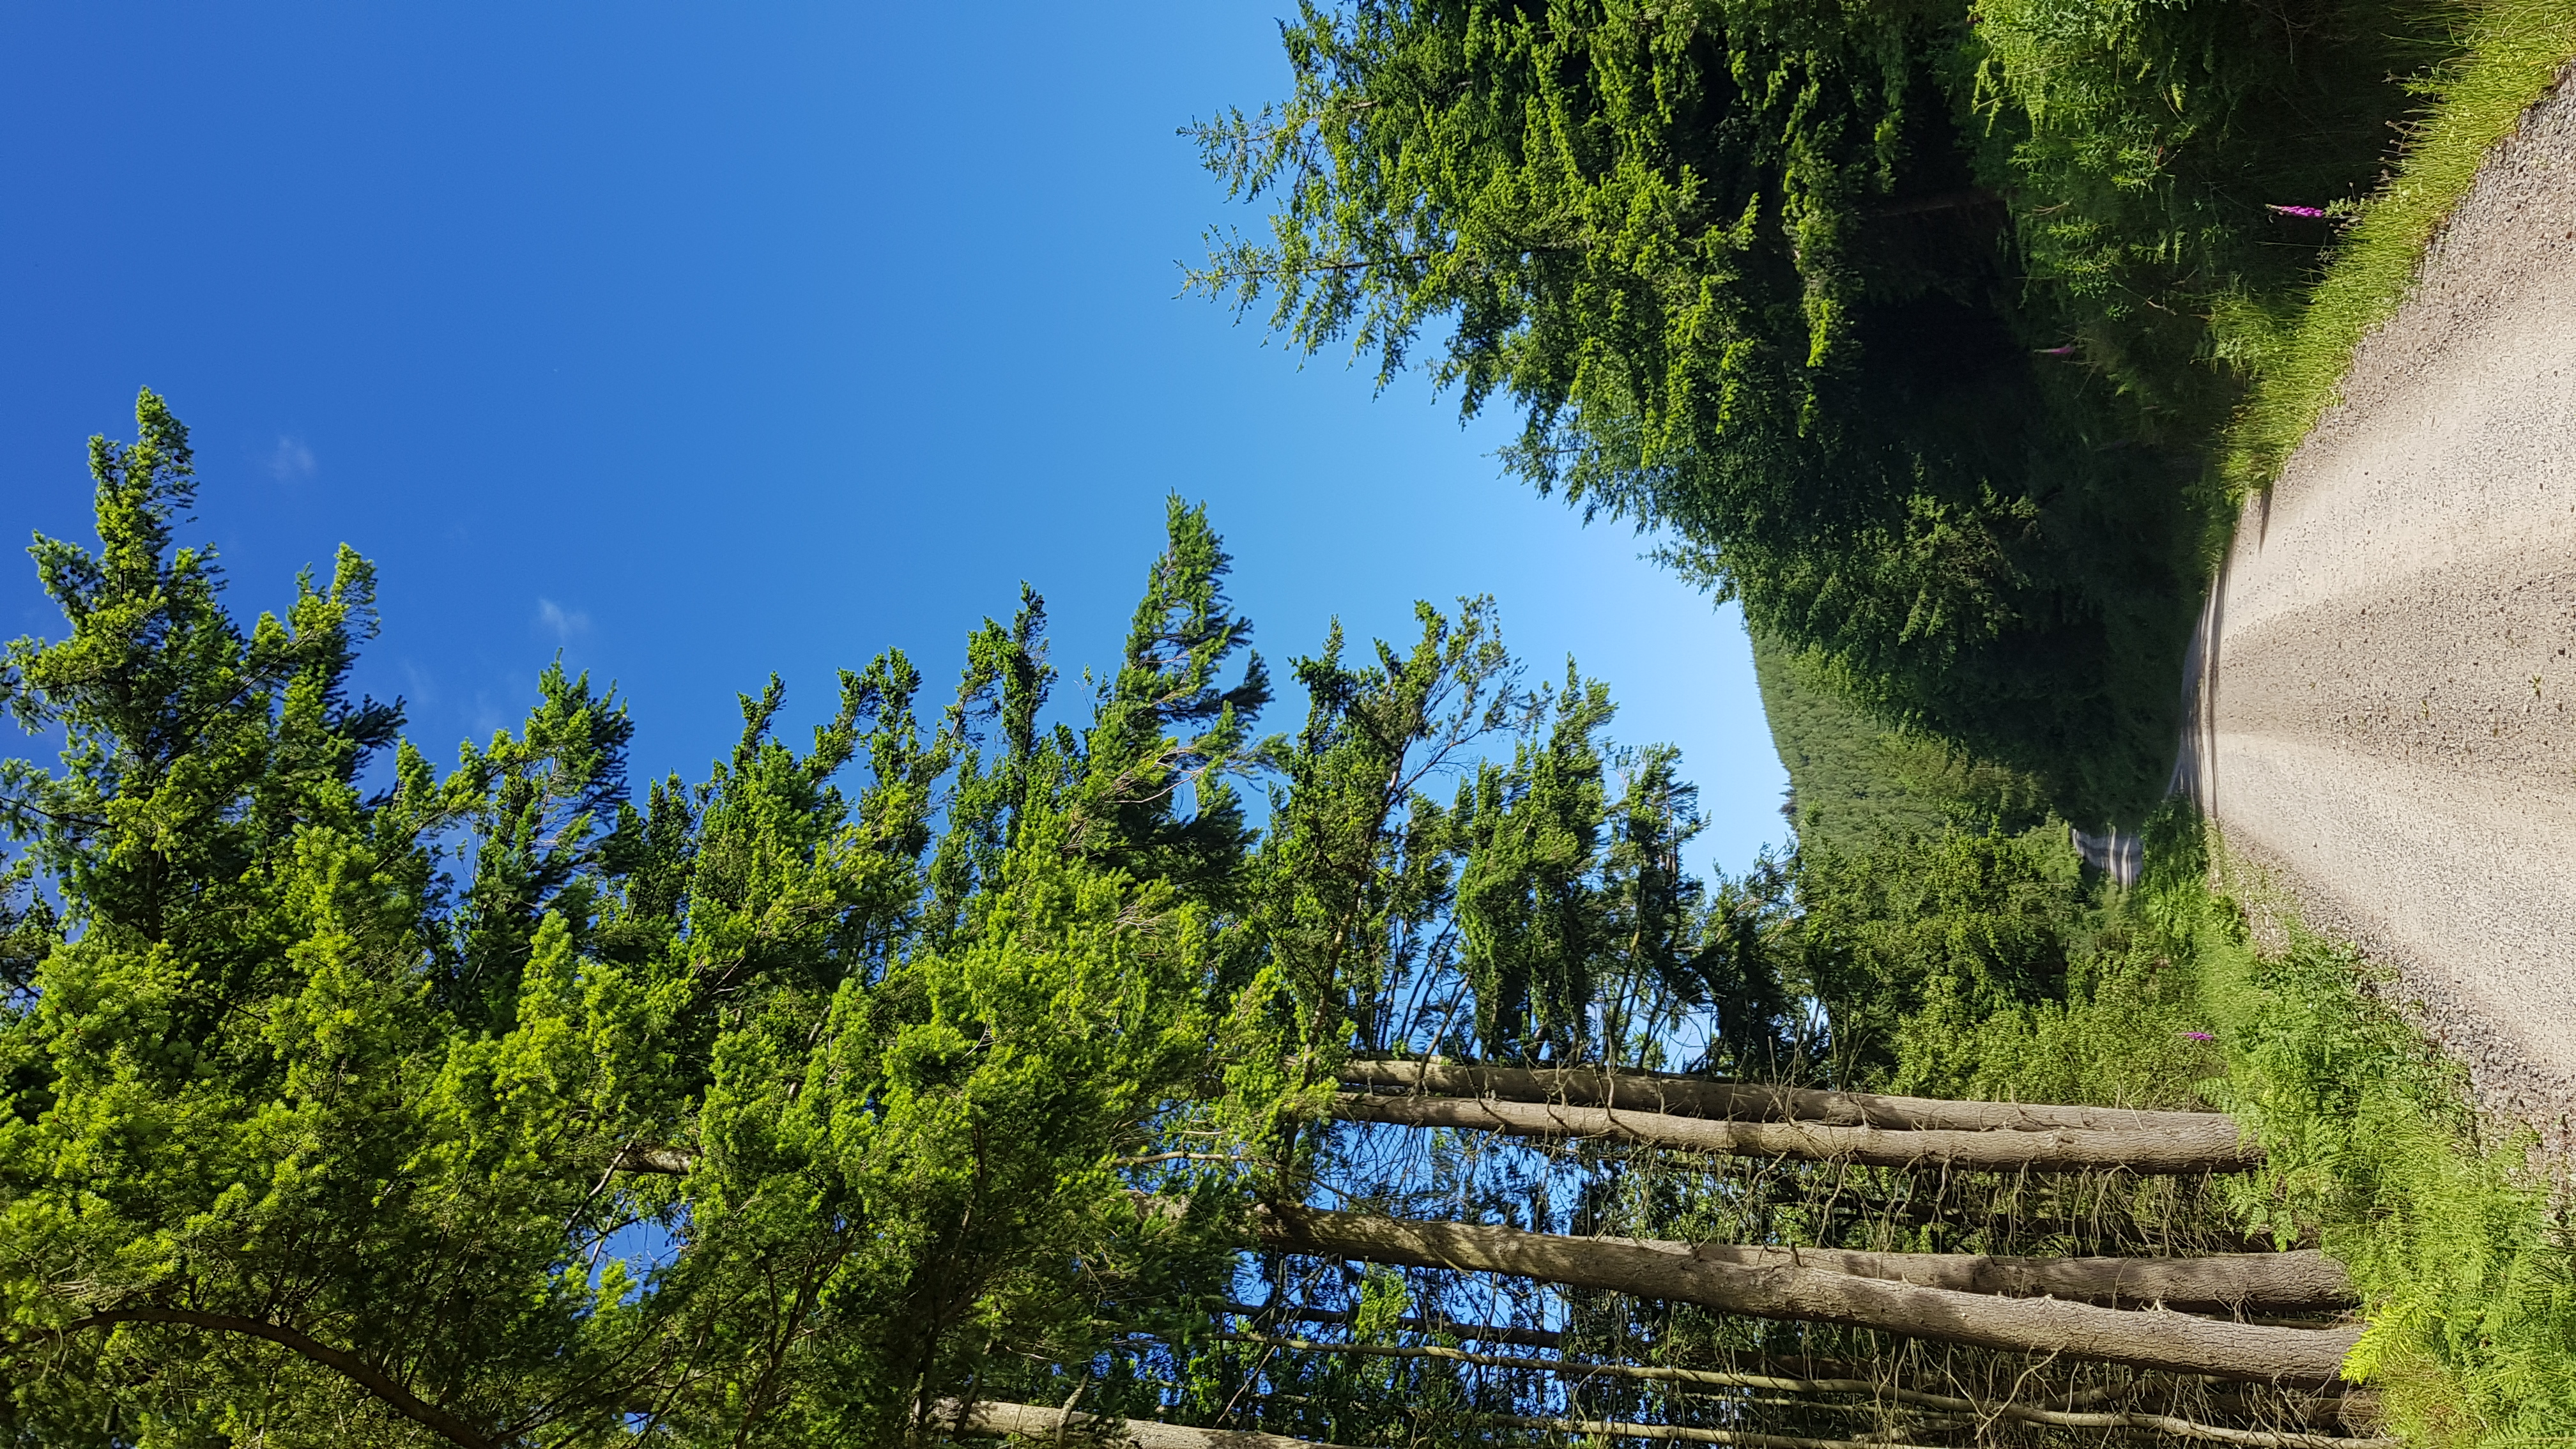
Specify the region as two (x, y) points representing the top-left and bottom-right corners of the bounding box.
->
(2182, 67), (2576, 1140)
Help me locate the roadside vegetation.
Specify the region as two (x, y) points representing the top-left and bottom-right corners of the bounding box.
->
(1913, 813), (2576, 1445)
(2223, 0), (2576, 496)
(1765, 10), (2576, 1429)
(1191, 0), (2434, 828)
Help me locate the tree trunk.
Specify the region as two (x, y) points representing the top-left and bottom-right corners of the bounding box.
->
(1339, 1058), (2234, 1135)
(1678, 1242), (2345, 1313)
(935, 1399), (1951, 1449)
(935, 1394), (2388, 1449)
(1258, 1206), (2361, 1383)
(1475, 1407), (2383, 1449)
(1259, 1199), (2349, 1309)
(1334, 1091), (2261, 1174)
(1220, 1334), (2391, 1448)
(1225, 1300), (1567, 1349)
(930, 1399), (1369, 1449)
(1224, 1304), (1874, 1376)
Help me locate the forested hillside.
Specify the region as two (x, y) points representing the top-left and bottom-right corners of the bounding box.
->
(1190, 0), (2429, 832)
(1750, 634), (2049, 851)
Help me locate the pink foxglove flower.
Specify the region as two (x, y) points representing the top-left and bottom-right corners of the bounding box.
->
(2181, 1031), (2216, 1041)
(2037, 344), (2078, 356)
(2266, 204), (2328, 218)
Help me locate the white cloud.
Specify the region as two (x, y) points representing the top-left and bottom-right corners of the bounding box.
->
(534, 597), (590, 644)
(266, 435), (317, 480)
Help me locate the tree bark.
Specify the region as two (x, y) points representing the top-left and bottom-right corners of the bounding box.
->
(1475, 1407), (2380, 1449)
(1334, 1090), (2260, 1174)
(1224, 1305), (1873, 1376)
(1224, 1334), (2392, 1448)
(930, 1398), (1370, 1449)
(1339, 1058), (2234, 1135)
(1225, 1300), (1567, 1349)
(1258, 1199), (2349, 1309)
(934, 1399), (1945, 1449)
(1258, 1206), (2360, 1384)
(1676, 1241), (2349, 1312)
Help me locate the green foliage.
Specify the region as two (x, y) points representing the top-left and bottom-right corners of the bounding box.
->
(1885, 900), (2219, 1110)
(0, 397), (1771, 1444)
(1197, 0), (2431, 824)
(1245, 602), (1740, 1077)
(1245, 594), (1528, 1065)
(0, 402), (1276, 1445)
(2176, 838), (2576, 1443)
(1784, 824), (2092, 1084)
(1749, 627), (2049, 852)
(1452, 666), (1713, 1066)
(2222, 0), (2576, 498)
(1865, 806), (2576, 1440)
(42, 390), (2571, 1443)
(1970, 0), (2427, 425)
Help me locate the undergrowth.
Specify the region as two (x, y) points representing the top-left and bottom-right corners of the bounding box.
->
(1889, 811), (2576, 1444)
(2221, 0), (2576, 498)
(1846, 5), (2576, 1441)
(1754, 0), (2576, 842)
(2190, 836), (2576, 1445)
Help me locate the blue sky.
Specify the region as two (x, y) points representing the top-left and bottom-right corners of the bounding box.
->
(0, 2), (1788, 877)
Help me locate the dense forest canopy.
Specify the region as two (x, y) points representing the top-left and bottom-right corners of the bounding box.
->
(0, 396), (2379, 1446)
(1192, 0), (2423, 827)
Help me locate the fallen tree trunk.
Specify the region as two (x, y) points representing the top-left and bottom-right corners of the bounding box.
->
(1227, 1334), (2390, 1448)
(1335, 1091), (2262, 1174)
(1473, 1407), (2385, 1449)
(1223, 1305), (1873, 1377)
(1672, 1243), (2342, 1313)
(1193, 1199), (2349, 1310)
(1259, 1206), (2361, 1383)
(1223, 1300), (1565, 1349)
(930, 1399), (1366, 1449)
(935, 1399), (1947, 1449)
(1252, 1202), (2349, 1310)
(1340, 1058), (2235, 1135)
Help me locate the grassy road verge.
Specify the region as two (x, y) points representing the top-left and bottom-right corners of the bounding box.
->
(1822, 5), (2576, 1441)
(2177, 831), (2575, 1444)
(2221, 0), (2576, 500)
(1894, 817), (2575, 1442)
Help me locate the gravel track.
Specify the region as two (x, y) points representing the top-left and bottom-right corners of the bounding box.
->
(2181, 68), (2576, 1142)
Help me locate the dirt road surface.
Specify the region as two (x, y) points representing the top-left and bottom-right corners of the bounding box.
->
(2182, 74), (2576, 1138)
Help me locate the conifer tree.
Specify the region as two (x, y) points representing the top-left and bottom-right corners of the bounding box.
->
(1191, 0), (2420, 822)
(2, 397), (2367, 1446)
